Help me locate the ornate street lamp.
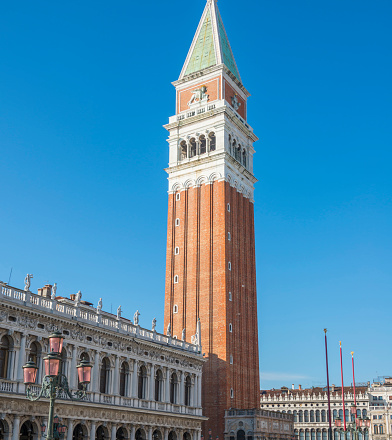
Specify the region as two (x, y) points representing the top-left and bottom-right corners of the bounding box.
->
(23, 330), (92, 440)
(335, 413), (370, 440)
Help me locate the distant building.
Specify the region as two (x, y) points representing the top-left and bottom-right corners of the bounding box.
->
(260, 384), (369, 440)
(225, 409), (294, 440)
(368, 377), (392, 440)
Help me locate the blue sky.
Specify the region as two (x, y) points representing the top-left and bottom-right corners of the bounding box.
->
(0, 0), (391, 390)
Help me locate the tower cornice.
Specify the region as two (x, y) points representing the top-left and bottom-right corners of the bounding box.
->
(172, 65), (250, 97)
(164, 104), (258, 143)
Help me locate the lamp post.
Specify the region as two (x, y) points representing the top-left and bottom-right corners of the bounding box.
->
(334, 408), (370, 440)
(23, 331), (93, 440)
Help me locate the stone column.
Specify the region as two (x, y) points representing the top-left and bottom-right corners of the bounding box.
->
(11, 416), (20, 440)
(149, 365), (155, 401)
(90, 422), (96, 440)
(197, 373), (202, 407)
(130, 427), (135, 440)
(131, 361), (138, 398)
(17, 333), (26, 381)
(148, 427), (153, 440)
(113, 356), (119, 395)
(93, 351), (100, 393)
(164, 429), (169, 440)
(180, 372), (185, 406)
(66, 420), (73, 440)
(165, 369), (170, 403)
(111, 425), (117, 440)
(69, 345), (77, 389)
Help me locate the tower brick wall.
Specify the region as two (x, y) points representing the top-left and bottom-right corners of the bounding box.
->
(164, 181), (259, 437)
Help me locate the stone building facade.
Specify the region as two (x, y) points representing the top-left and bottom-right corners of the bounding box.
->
(163, 0), (259, 437)
(225, 409), (294, 440)
(0, 281), (205, 440)
(260, 385), (370, 440)
(368, 378), (392, 440)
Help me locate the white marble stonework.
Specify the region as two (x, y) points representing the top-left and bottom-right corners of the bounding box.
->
(0, 282), (205, 440)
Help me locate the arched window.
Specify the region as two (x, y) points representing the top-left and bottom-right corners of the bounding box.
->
(228, 135), (232, 154)
(119, 361), (129, 397)
(153, 431), (163, 440)
(0, 336), (11, 379)
(189, 138), (196, 158)
(235, 144), (241, 162)
(138, 365), (148, 399)
(333, 410), (337, 421)
(299, 410), (303, 422)
(299, 432), (304, 440)
(242, 149), (247, 167)
(185, 375), (192, 406)
(117, 428), (127, 440)
(321, 410), (326, 422)
(155, 369), (163, 401)
(322, 431), (327, 440)
(170, 372), (178, 404)
(180, 141), (187, 160)
(317, 431), (321, 440)
(305, 410), (309, 422)
(339, 409), (343, 419)
(20, 421), (37, 440)
(379, 425), (384, 434)
(310, 410), (315, 422)
(362, 409), (367, 418)
(209, 132), (216, 151)
(96, 426), (108, 440)
(73, 424), (87, 440)
(136, 430), (146, 440)
(293, 411), (298, 422)
(316, 410), (320, 422)
(305, 430), (310, 440)
(100, 357), (110, 394)
(311, 431), (316, 440)
(334, 430), (339, 440)
(237, 431), (245, 440)
(374, 426), (378, 435)
(199, 135), (206, 155)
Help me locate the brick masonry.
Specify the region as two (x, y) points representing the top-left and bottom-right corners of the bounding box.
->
(164, 180), (259, 438)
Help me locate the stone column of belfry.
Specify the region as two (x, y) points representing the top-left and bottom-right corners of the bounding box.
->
(163, 0), (260, 437)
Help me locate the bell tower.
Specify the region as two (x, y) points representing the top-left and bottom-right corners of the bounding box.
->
(164, 0), (260, 436)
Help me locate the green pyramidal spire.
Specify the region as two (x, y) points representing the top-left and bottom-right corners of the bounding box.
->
(180, 0), (241, 82)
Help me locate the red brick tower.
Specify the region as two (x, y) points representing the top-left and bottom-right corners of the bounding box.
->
(164, 0), (260, 437)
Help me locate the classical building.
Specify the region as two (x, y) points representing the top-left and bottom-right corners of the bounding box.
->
(225, 409), (294, 440)
(163, 0), (259, 437)
(260, 385), (370, 440)
(368, 377), (392, 440)
(0, 281), (205, 440)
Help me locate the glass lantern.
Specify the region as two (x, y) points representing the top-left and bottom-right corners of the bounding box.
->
(49, 331), (64, 354)
(44, 353), (61, 377)
(76, 359), (93, 384)
(23, 360), (38, 384)
(41, 424), (46, 434)
(350, 405), (357, 415)
(54, 416), (60, 425)
(335, 417), (342, 428)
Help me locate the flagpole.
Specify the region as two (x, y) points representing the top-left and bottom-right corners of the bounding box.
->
(351, 351), (357, 413)
(340, 341), (347, 431)
(324, 329), (333, 440)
